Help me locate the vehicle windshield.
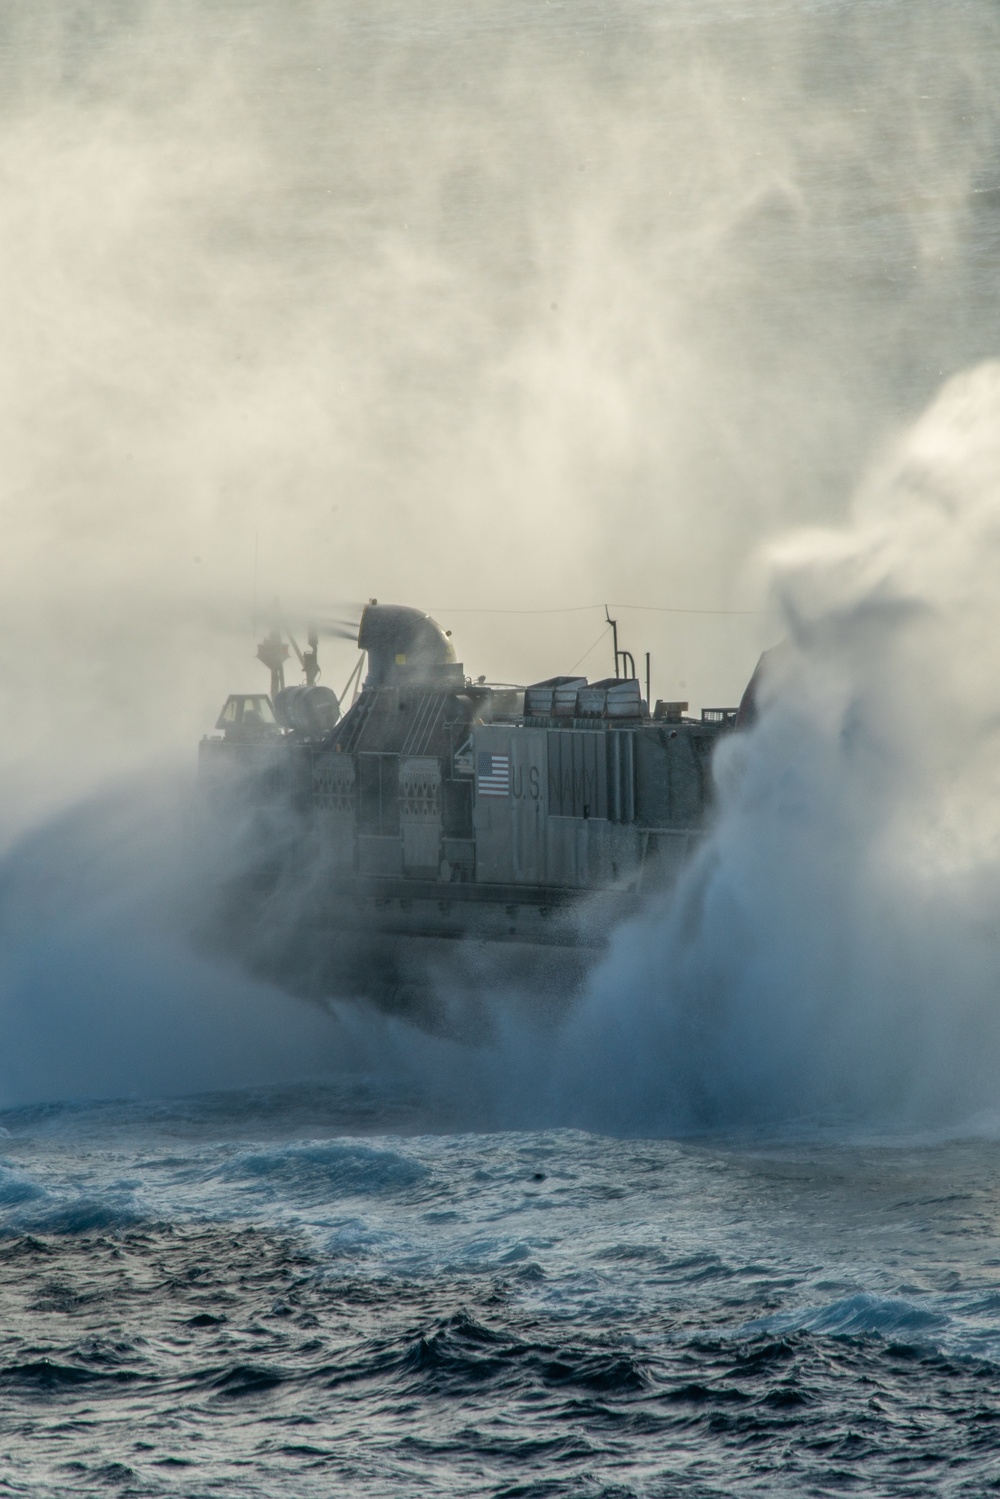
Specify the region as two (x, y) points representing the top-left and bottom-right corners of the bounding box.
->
(216, 695), (278, 730)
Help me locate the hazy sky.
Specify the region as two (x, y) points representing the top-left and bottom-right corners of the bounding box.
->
(0, 0), (998, 823)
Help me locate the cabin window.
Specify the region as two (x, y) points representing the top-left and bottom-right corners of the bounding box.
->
(216, 694), (278, 731)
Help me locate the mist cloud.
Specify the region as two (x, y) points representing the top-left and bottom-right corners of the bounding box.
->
(2, 2), (1000, 1119)
(0, 0), (998, 826)
(555, 361), (1000, 1134)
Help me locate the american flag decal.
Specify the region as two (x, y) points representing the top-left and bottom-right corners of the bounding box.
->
(477, 751), (510, 797)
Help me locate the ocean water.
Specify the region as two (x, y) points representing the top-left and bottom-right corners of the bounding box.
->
(2, 1087), (1000, 1497)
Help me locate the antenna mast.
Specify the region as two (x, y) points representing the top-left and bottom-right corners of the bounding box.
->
(256, 605), (289, 701)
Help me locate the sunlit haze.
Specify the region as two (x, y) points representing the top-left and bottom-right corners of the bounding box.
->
(2, 1), (999, 826)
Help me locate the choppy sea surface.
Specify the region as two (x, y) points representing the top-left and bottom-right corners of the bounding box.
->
(2, 1084), (1000, 1497)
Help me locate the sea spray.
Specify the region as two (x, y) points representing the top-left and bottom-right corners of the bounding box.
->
(0, 775), (345, 1105)
(554, 362), (1000, 1134)
(7, 368), (1000, 1132)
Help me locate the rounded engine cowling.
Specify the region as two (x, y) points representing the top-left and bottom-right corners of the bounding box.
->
(357, 603), (458, 686)
(273, 684), (340, 737)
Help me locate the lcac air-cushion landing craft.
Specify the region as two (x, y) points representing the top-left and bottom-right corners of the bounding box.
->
(198, 602), (743, 1024)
